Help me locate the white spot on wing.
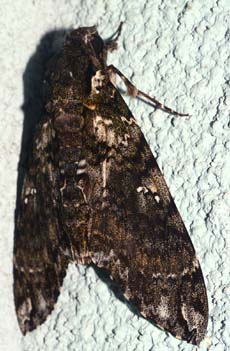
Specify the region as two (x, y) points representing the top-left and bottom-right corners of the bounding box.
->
(60, 179), (67, 193)
(154, 195), (160, 203)
(25, 187), (31, 196)
(76, 185), (87, 203)
(156, 296), (170, 320)
(91, 249), (115, 266)
(38, 293), (47, 313)
(77, 159), (87, 175)
(31, 188), (37, 195)
(181, 303), (205, 332)
(78, 159), (87, 167)
(102, 158), (107, 188)
(93, 115), (116, 147)
(121, 116), (137, 125)
(76, 168), (87, 175)
(18, 298), (32, 325)
(118, 133), (130, 146)
(152, 272), (161, 278)
(181, 256), (200, 276)
(137, 186), (149, 194)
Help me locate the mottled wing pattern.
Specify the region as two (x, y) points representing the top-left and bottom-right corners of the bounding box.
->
(14, 119), (71, 334)
(77, 88), (208, 345)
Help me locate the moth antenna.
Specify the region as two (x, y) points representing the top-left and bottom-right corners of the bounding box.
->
(105, 22), (124, 52)
(107, 64), (189, 117)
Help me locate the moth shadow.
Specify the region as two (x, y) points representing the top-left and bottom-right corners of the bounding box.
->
(16, 28), (71, 214)
(92, 264), (140, 314)
(92, 264), (165, 334)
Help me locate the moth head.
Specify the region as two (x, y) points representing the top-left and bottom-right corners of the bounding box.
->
(65, 26), (105, 64)
(91, 70), (109, 94)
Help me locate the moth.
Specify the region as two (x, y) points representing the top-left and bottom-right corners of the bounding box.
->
(14, 23), (208, 345)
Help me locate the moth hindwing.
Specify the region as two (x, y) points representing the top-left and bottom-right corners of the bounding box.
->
(14, 24), (208, 345)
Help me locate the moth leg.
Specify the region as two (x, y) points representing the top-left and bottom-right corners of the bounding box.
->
(105, 22), (124, 52)
(107, 64), (189, 117)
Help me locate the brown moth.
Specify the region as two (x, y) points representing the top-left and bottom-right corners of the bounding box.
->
(14, 23), (208, 345)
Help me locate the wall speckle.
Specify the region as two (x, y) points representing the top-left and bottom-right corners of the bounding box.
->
(0, 0), (229, 350)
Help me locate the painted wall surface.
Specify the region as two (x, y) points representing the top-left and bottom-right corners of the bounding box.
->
(0, 1), (229, 350)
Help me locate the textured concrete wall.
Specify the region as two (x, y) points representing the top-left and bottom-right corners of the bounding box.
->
(0, 1), (229, 350)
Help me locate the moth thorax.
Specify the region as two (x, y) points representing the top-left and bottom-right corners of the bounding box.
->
(82, 26), (97, 44)
(91, 70), (107, 95)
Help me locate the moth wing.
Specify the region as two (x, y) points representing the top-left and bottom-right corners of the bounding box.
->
(14, 119), (70, 334)
(84, 95), (208, 345)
